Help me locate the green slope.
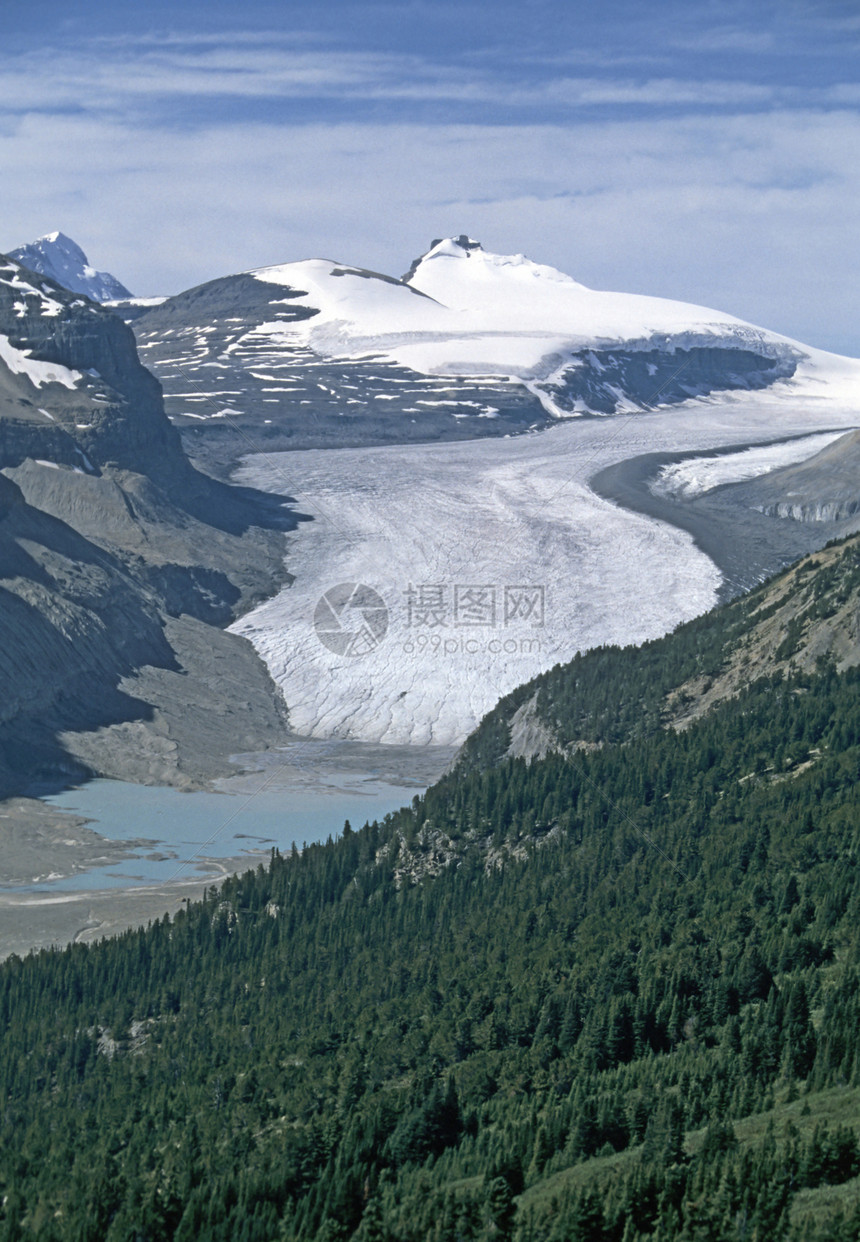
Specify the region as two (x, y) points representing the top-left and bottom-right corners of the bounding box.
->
(3, 542), (860, 1240)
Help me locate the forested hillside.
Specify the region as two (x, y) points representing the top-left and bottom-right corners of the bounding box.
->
(3, 541), (860, 1240)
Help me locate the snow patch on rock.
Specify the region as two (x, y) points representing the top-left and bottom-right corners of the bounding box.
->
(651, 431), (849, 501)
(0, 334), (82, 389)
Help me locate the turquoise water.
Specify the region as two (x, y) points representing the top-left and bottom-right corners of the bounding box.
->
(36, 774), (419, 892)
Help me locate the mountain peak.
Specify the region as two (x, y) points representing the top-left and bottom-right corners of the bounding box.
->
(37, 230), (85, 258)
(402, 235), (483, 282)
(8, 231), (132, 302)
(403, 235), (587, 314)
(431, 234), (483, 256)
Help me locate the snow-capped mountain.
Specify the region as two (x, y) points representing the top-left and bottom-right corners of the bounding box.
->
(0, 251), (173, 475)
(126, 235), (859, 471)
(8, 231), (132, 302)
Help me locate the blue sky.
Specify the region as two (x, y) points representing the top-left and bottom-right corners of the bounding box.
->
(2, 0), (859, 352)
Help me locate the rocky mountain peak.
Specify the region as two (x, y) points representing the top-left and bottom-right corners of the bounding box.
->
(0, 251), (181, 483)
(8, 231), (132, 302)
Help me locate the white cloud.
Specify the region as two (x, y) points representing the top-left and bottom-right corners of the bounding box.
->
(0, 45), (431, 111)
(538, 78), (775, 107)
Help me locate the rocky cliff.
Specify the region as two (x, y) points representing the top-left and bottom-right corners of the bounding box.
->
(0, 253), (180, 479)
(0, 254), (301, 797)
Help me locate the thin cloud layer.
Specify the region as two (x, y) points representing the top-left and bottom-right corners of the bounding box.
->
(0, 40), (796, 115)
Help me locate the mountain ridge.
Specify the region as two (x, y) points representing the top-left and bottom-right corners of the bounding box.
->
(121, 234), (855, 472)
(454, 527), (860, 775)
(20, 229), (855, 472)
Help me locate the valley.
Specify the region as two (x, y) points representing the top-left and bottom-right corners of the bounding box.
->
(5, 528), (860, 1238)
(2, 232), (860, 959)
(1, 230), (860, 1240)
(5, 3), (860, 1235)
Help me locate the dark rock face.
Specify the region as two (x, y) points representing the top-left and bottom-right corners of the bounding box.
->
(0, 474), (172, 792)
(401, 235), (482, 282)
(731, 429), (860, 522)
(136, 271), (318, 327)
(0, 254), (299, 798)
(0, 254), (185, 481)
(543, 345), (798, 415)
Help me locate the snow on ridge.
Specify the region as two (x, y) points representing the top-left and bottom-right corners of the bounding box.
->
(0, 272), (65, 318)
(252, 258), (453, 338)
(407, 235), (588, 301)
(105, 296), (168, 309)
(33, 231), (86, 262)
(650, 431), (849, 501)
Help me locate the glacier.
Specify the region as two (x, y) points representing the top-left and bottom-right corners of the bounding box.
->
(231, 394), (860, 748)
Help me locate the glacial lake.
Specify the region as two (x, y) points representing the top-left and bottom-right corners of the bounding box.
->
(36, 769), (423, 893)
